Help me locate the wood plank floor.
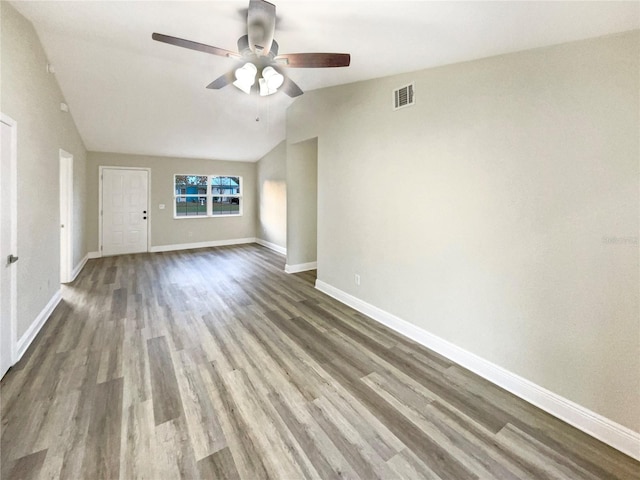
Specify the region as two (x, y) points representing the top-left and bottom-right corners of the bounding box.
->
(1, 244), (638, 479)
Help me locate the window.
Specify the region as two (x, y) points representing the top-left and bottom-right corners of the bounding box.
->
(174, 175), (208, 217)
(174, 175), (242, 218)
(211, 176), (242, 216)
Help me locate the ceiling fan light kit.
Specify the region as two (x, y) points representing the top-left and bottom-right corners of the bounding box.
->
(233, 63), (257, 94)
(152, 0), (351, 98)
(259, 66), (284, 96)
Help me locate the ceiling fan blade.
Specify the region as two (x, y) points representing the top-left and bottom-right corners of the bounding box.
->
(206, 70), (236, 89)
(247, 0), (276, 55)
(280, 76), (303, 98)
(274, 53), (351, 68)
(152, 33), (241, 59)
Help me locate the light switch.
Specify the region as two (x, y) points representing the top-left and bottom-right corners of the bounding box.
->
(159, 204), (165, 210)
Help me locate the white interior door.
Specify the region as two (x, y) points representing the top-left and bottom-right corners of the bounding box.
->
(59, 150), (73, 283)
(101, 168), (149, 256)
(1, 115), (17, 378)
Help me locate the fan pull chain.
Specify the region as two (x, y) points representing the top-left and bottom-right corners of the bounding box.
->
(266, 96), (270, 133)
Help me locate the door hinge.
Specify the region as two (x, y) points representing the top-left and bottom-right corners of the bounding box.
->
(100, 245), (103, 251)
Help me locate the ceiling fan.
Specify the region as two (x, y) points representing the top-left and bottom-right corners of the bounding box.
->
(152, 0), (351, 98)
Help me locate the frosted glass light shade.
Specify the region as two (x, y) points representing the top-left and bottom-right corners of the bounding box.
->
(233, 63), (257, 94)
(259, 66), (284, 96)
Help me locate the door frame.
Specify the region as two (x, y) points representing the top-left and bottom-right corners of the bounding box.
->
(59, 149), (73, 283)
(98, 166), (151, 257)
(1, 113), (18, 366)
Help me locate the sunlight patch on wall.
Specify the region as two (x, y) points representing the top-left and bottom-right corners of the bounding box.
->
(260, 180), (286, 245)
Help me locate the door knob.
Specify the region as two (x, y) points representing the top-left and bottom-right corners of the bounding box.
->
(8, 254), (18, 264)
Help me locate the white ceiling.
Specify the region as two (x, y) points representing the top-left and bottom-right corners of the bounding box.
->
(11, 1), (639, 162)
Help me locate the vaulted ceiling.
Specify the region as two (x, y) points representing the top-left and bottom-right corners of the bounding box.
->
(11, 1), (639, 161)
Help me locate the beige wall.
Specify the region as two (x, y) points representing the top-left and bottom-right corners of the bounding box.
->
(286, 138), (318, 267)
(256, 141), (287, 250)
(1, 2), (88, 338)
(86, 152), (257, 251)
(287, 31), (640, 431)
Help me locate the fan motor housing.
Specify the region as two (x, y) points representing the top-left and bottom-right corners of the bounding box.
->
(237, 34), (279, 59)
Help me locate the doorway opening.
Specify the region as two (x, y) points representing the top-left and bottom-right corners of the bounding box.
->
(1, 113), (18, 378)
(59, 150), (73, 283)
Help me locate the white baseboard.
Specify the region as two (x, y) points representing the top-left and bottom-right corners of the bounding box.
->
(285, 261), (317, 274)
(87, 251), (101, 259)
(16, 289), (62, 362)
(315, 279), (640, 461)
(70, 254), (89, 282)
(149, 237), (256, 253)
(255, 238), (287, 255)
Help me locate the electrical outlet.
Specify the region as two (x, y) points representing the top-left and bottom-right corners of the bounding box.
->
(188, 231), (193, 238)
(355, 274), (360, 286)
(159, 204), (165, 210)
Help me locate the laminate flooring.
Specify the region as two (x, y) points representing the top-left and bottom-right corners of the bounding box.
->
(1, 244), (638, 479)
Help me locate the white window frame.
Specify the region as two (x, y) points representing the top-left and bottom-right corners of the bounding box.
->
(210, 175), (243, 217)
(173, 174), (243, 219)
